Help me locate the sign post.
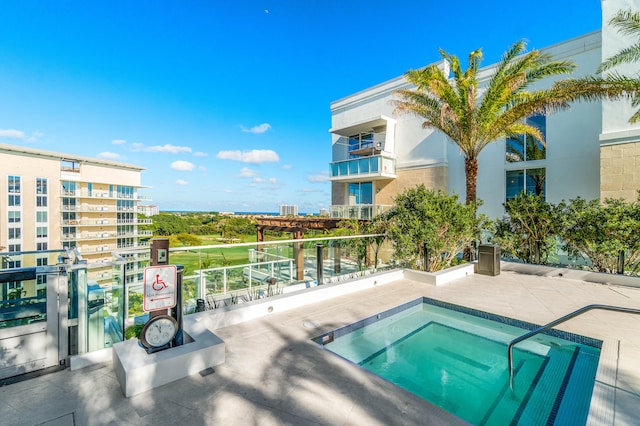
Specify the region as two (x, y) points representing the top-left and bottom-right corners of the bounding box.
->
(139, 239), (184, 353)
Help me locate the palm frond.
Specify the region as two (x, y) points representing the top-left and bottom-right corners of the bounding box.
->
(599, 43), (640, 72)
(610, 9), (640, 37)
(598, 9), (640, 72)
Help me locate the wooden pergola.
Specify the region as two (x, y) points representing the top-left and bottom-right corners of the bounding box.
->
(255, 217), (352, 280)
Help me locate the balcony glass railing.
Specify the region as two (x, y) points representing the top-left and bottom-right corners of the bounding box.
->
(330, 155), (395, 180)
(329, 204), (392, 220)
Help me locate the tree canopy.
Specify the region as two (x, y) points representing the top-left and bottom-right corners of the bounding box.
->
(394, 40), (576, 204)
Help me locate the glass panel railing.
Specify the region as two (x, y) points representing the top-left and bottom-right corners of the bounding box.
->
(329, 204), (392, 220)
(0, 250), (64, 329)
(330, 156), (395, 179)
(167, 235), (389, 314)
(359, 158), (370, 173)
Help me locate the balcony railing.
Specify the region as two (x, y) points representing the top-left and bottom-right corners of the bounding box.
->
(329, 204), (392, 220)
(117, 218), (153, 225)
(330, 155), (396, 181)
(77, 232), (118, 240)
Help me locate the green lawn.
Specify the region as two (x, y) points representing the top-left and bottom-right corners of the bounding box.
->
(167, 233), (293, 275)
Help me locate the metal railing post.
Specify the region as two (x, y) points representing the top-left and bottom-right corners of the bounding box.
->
(618, 250), (625, 275)
(316, 243), (324, 285)
(423, 243), (429, 272)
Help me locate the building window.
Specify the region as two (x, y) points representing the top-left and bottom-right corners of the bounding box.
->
(8, 176), (20, 193)
(348, 132), (375, 158)
(348, 182), (373, 204)
(61, 180), (77, 195)
(8, 195), (20, 206)
(8, 211), (21, 223)
(506, 168), (546, 200)
(506, 114), (546, 163)
(37, 242), (48, 251)
(37, 211), (48, 223)
(8, 244), (21, 252)
(36, 257), (48, 266)
(36, 178), (47, 194)
(36, 227), (48, 238)
(8, 228), (21, 239)
(37, 196), (48, 207)
(6, 260), (21, 268)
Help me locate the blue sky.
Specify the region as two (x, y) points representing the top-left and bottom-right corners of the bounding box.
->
(0, 1), (602, 213)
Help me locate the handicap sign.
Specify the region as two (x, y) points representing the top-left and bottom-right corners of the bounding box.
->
(143, 265), (177, 312)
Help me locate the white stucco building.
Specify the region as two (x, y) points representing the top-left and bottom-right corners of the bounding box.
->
(329, 0), (640, 219)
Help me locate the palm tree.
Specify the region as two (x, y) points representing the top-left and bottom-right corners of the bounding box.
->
(394, 40), (576, 205)
(599, 9), (640, 72)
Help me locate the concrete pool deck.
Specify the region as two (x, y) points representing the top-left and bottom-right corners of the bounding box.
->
(1, 267), (639, 425)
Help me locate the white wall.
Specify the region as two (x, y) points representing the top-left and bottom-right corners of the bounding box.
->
(601, 0), (640, 138)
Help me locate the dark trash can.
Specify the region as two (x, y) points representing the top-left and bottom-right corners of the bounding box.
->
(196, 298), (205, 312)
(478, 244), (500, 276)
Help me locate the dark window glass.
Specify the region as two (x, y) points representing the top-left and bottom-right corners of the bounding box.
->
(506, 114), (546, 162)
(506, 170), (525, 199)
(526, 168), (546, 196)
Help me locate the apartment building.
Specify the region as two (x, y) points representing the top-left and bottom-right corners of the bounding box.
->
(138, 204), (159, 217)
(329, 0), (640, 219)
(279, 204), (299, 216)
(0, 143), (152, 292)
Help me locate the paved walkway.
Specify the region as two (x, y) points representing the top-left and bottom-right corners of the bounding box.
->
(1, 270), (639, 425)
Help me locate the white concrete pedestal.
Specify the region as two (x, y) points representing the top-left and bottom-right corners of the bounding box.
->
(112, 320), (225, 397)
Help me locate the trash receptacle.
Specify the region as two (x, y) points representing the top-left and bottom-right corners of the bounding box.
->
(477, 244), (500, 276)
(196, 298), (205, 312)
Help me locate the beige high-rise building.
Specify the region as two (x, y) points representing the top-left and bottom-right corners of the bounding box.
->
(0, 143), (152, 292)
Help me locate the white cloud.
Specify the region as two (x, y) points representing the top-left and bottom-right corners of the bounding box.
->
(281, 164), (292, 170)
(98, 151), (121, 160)
(171, 160), (195, 171)
(240, 123), (271, 134)
(130, 142), (145, 151)
(176, 179), (189, 186)
(27, 131), (44, 142)
(112, 139), (126, 145)
(307, 171), (330, 183)
(268, 177), (277, 183)
(299, 188), (323, 193)
(198, 165), (207, 171)
(253, 177), (265, 183)
(194, 151), (208, 157)
(238, 167), (257, 178)
(0, 129), (25, 139)
(216, 149), (279, 163)
(147, 144), (192, 154)
(224, 189), (233, 193)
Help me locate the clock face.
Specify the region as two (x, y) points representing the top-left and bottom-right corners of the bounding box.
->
(141, 315), (177, 348)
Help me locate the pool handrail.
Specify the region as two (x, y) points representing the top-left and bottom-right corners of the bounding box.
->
(508, 304), (640, 390)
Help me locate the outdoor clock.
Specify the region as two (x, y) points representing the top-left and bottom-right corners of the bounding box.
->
(140, 314), (178, 349)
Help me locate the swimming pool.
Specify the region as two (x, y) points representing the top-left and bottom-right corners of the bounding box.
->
(314, 297), (601, 425)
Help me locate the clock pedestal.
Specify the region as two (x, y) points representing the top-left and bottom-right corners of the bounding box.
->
(113, 319), (225, 397)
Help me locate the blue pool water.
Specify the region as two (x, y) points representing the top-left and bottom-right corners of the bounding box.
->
(314, 298), (601, 425)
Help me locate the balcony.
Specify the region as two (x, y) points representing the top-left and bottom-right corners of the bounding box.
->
(117, 218), (152, 225)
(116, 230), (153, 238)
(330, 155), (396, 182)
(329, 204), (392, 220)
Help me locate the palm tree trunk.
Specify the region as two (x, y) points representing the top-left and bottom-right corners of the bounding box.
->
(464, 157), (478, 205)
